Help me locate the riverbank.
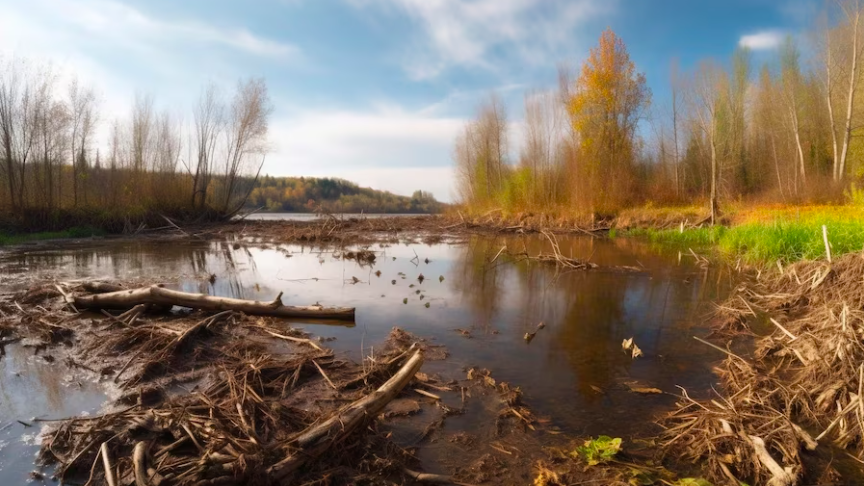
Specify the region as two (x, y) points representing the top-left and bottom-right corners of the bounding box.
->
(624, 205), (864, 264)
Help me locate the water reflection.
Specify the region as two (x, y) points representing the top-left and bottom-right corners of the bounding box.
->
(0, 233), (732, 446)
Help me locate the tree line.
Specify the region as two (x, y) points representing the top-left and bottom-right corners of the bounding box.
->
(247, 176), (444, 214)
(454, 1), (864, 223)
(0, 56), (271, 231)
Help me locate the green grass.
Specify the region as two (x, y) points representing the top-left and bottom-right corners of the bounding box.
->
(0, 226), (105, 246)
(627, 213), (864, 264)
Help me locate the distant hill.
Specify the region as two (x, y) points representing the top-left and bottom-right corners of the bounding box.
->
(247, 176), (445, 213)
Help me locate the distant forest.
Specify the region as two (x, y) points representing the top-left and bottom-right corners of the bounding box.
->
(246, 176), (445, 213)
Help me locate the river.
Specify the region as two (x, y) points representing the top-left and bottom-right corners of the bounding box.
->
(0, 232), (732, 483)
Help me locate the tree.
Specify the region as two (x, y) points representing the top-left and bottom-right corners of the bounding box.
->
(192, 83), (222, 208)
(222, 78), (271, 213)
(670, 59), (683, 198)
(825, 0), (864, 181)
(690, 60), (728, 225)
(520, 89), (568, 206)
(568, 28), (650, 212)
(68, 77), (97, 206)
(777, 37), (807, 186)
(452, 94), (509, 206)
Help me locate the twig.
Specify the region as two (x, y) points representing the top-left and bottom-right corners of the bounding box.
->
(414, 389), (441, 400)
(692, 336), (747, 363)
(261, 328), (324, 352)
(312, 359), (336, 390)
(769, 318), (798, 341)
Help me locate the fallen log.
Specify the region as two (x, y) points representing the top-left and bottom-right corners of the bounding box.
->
(267, 347), (424, 481)
(73, 285), (355, 321)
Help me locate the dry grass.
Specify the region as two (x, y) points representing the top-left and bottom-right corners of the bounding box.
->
(661, 252), (864, 484)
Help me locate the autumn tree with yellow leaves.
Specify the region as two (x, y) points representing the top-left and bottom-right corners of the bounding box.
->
(568, 28), (650, 213)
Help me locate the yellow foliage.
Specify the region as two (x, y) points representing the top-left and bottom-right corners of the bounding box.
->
(568, 28), (650, 213)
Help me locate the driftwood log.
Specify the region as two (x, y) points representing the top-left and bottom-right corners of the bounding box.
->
(267, 348), (425, 481)
(73, 285), (356, 321)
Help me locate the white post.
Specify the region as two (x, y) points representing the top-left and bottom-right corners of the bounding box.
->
(823, 225), (832, 263)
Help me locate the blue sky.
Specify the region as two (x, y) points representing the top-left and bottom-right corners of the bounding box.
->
(0, 0), (818, 201)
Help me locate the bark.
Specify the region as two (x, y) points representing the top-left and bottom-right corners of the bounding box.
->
(709, 133), (719, 226)
(790, 106), (806, 182)
(839, 8), (862, 181)
(267, 348), (424, 481)
(74, 285), (355, 321)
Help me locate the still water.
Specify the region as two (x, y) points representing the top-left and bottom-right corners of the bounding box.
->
(240, 212), (432, 221)
(0, 233), (733, 483)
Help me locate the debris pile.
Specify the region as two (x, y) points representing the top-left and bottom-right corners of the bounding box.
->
(662, 254), (864, 485)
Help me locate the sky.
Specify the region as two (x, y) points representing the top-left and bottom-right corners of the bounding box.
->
(0, 0), (820, 202)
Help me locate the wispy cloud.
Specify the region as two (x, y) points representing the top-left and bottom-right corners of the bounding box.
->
(739, 30), (785, 50)
(22, 0), (301, 60)
(349, 0), (611, 79)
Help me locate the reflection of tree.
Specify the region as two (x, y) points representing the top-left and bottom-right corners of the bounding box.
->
(448, 232), (734, 410)
(551, 272), (629, 401)
(0, 240), (257, 300)
(448, 236), (507, 331)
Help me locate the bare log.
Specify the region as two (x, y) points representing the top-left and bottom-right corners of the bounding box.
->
(267, 348), (424, 480)
(74, 285), (355, 321)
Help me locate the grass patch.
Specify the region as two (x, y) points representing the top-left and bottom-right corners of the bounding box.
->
(0, 226), (105, 246)
(627, 206), (864, 263)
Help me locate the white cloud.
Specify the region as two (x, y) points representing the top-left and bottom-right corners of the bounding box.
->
(349, 0), (611, 79)
(0, 0), (302, 141)
(6, 0), (301, 61)
(263, 107), (464, 200)
(739, 30), (785, 50)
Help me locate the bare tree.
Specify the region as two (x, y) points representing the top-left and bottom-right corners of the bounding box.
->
(34, 74), (68, 210)
(670, 59), (683, 198)
(779, 37), (807, 184)
(521, 89), (568, 205)
(832, 0), (864, 180)
(131, 93), (155, 175)
(222, 78), (271, 213)
(689, 61), (728, 225)
(69, 78), (97, 206)
(192, 84), (223, 209)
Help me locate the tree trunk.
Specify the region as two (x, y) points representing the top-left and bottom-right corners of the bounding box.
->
(74, 285), (356, 321)
(790, 107), (807, 183)
(771, 135), (785, 201)
(827, 65), (840, 181)
(839, 10), (861, 181)
(710, 136), (719, 226)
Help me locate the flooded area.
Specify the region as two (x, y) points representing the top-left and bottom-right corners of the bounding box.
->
(242, 212), (432, 221)
(0, 232), (735, 483)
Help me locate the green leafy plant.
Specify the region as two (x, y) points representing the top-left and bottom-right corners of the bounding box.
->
(572, 436), (622, 466)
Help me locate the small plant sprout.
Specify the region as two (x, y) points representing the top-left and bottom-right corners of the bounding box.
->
(572, 436), (622, 466)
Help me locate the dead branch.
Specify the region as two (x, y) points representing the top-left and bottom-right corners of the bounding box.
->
(74, 285), (355, 320)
